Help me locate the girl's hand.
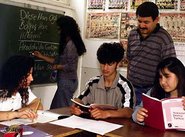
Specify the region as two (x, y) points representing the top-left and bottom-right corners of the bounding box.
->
(32, 51), (42, 58)
(17, 108), (38, 120)
(136, 107), (148, 123)
(52, 64), (62, 70)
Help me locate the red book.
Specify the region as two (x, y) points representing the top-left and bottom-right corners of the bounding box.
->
(142, 93), (185, 130)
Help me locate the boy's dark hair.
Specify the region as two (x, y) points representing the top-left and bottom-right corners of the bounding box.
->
(97, 42), (124, 64)
(136, 2), (159, 20)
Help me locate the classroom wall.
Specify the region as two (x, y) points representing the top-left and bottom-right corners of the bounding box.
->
(2, 0), (184, 110)
(0, 0), (131, 109)
(71, 1), (127, 93)
(75, 0), (185, 93)
(34, 0), (185, 109)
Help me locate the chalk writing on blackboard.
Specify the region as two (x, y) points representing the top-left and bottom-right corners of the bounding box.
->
(0, 3), (64, 84)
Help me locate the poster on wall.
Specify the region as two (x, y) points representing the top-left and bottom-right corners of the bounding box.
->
(156, 0), (178, 10)
(120, 13), (137, 40)
(86, 12), (121, 39)
(108, 0), (128, 10)
(130, 0), (178, 10)
(180, 0), (185, 11)
(120, 40), (128, 67)
(174, 42), (185, 57)
(160, 13), (185, 42)
(87, 0), (106, 9)
(130, 0), (147, 9)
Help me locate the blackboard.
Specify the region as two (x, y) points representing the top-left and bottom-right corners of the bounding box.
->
(0, 3), (64, 84)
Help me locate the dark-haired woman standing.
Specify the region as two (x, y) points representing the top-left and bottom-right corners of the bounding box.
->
(33, 15), (86, 109)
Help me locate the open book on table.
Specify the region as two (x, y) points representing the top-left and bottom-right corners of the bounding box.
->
(0, 110), (70, 126)
(71, 99), (117, 112)
(142, 93), (185, 130)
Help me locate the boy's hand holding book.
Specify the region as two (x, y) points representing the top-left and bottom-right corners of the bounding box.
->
(70, 99), (90, 117)
(71, 98), (117, 119)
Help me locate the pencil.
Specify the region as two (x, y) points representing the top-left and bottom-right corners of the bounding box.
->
(32, 98), (41, 123)
(34, 98), (41, 113)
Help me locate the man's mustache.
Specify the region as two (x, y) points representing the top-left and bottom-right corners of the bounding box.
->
(139, 28), (147, 30)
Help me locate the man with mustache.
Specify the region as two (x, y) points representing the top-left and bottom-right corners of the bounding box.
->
(126, 2), (176, 106)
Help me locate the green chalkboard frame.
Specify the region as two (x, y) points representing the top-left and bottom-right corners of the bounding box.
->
(0, 3), (64, 84)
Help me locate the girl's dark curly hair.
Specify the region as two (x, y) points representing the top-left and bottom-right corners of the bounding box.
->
(56, 15), (86, 56)
(0, 55), (34, 107)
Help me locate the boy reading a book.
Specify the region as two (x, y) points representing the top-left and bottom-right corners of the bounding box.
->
(132, 57), (185, 125)
(71, 42), (135, 119)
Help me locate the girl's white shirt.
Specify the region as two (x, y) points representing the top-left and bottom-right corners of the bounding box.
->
(0, 87), (36, 111)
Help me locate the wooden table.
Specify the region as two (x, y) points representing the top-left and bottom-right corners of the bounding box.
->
(0, 107), (81, 137)
(103, 118), (185, 137)
(49, 107), (185, 137)
(0, 107), (185, 137)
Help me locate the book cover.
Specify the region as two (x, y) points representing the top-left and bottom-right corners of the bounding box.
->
(71, 99), (117, 119)
(71, 99), (90, 113)
(142, 93), (165, 130)
(71, 99), (117, 111)
(162, 98), (185, 130)
(142, 93), (185, 130)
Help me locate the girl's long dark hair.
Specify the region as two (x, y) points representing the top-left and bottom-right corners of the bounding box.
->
(151, 57), (185, 99)
(56, 15), (86, 56)
(0, 55), (34, 107)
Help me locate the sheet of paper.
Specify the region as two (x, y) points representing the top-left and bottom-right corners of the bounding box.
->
(50, 115), (123, 135)
(0, 110), (61, 126)
(36, 110), (61, 123)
